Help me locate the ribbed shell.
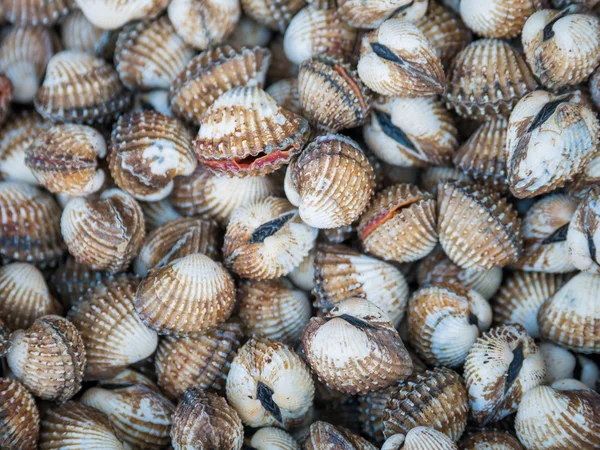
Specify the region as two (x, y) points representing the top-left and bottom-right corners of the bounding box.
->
(61, 10), (115, 58)
(75, 0), (169, 30)
(420, 166), (470, 195)
(99, 368), (159, 391)
(568, 187), (600, 273)
(155, 321), (242, 400)
(267, 77), (301, 114)
(169, 45), (271, 125)
(382, 427), (458, 450)
(250, 427), (300, 449)
(445, 39), (537, 120)
(140, 198), (182, 231)
(0, 74), (11, 126)
(305, 421), (377, 450)
(458, 430), (524, 450)
(50, 256), (111, 308)
(0, 378), (40, 450)
(437, 181), (522, 270)
(3, 0), (74, 25)
(35, 50), (132, 124)
(460, 0), (541, 39)
(337, 0), (421, 29)
(67, 274), (158, 380)
(240, 0), (306, 32)
(194, 86), (309, 177)
(25, 124), (107, 196)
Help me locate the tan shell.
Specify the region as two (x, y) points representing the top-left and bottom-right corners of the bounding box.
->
(3, 0), (74, 25)
(171, 388), (244, 450)
(337, 0), (424, 29)
(437, 181), (522, 270)
(227, 15), (273, 48)
(61, 10), (115, 58)
(50, 256), (111, 308)
(25, 124), (107, 196)
(98, 368), (159, 391)
(76, 0), (169, 30)
(194, 86), (309, 177)
(140, 198), (182, 231)
(305, 421), (377, 450)
(458, 430), (524, 450)
(420, 166), (469, 195)
(0, 181), (65, 266)
(268, 35), (299, 83)
(266, 77), (301, 114)
(540, 342), (600, 389)
(382, 427), (459, 450)
(115, 16), (195, 91)
(445, 39), (538, 120)
(568, 187), (600, 273)
(288, 246), (315, 291)
(287, 134), (375, 229)
(460, 0), (541, 38)
(169, 45), (271, 125)
(250, 427), (300, 450)
(0, 378), (40, 450)
(67, 274), (158, 379)
(240, 0), (306, 32)
(223, 196), (317, 279)
(35, 50), (132, 125)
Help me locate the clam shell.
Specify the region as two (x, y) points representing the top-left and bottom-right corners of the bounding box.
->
(305, 421), (377, 450)
(420, 166), (469, 195)
(382, 427), (458, 450)
(445, 39), (538, 120)
(337, 0), (422, 29)
(3, 0), (74, 25)
(359, 386), (395, 443)
(306, 0), (337, 7)
(133, 89), (172, 116)
(250, 427), (301, 450)
(240, 0), (306, 32)
(540, 342), (600, 390)
(266, 77), (301, 114)
(226, 15), (273, 48)
(567, 187), (600, 273)
(76, 0), (169, 30)
(61, 10), (115, 58)
(288, 246), (315, 291)
(140, 198), (182, 231)
(0, 378), (40, 450)
(458, 430), (524, 450)
(99, 368), (159, 391)
(50, 256), (111, 309)
(460, 0), (541, 38)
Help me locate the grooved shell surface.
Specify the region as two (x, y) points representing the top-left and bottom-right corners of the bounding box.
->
(61, 10), (115, 58)
(50, 256), (111, 308)
(567, 187), (600, 273)
(266, 77), (301, 114)
(305, 421), (377, 450)
(76, 0), (169, 30)
(460, 0), (541, 38)
(0, 378), (40, 450)
(240, 0), (306, 32)
(458, 430), (524, 450)
(337, 0), (420, 29)
(3, 0), (75, 25)
(382, 427), (458, 450)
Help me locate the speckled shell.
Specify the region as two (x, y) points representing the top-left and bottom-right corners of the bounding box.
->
(35, 50), (132, 124)
(76, 0), (169, 30)
(506, 91), (599, 198)
(445, 39), (538, 120)
(460, 0), (541, 38)
(267, 77), (301, 114)
(2, 0), (74, 25)
(169, 45), (271, 125)
(140, 198), (182, 231)
(515, 385), (600, 450)
(67, 274), (158, 380)
(0, 181), (65, 265)
(25, 124), (107, 196)
(223, 196), (317, 279)
(298, 57), (371, 133)
(382, 427), (458, 450)
(458, 430), (524, 450)
(464, 324), (546, 425)
(337, 0), (422, 29)
(115, 16), (195, 91)
(538, 272), (600, 353)
(240, 0), (306, 32)
(194, 86), (309, 177)
(568, 187), (600, 273)
(383, 368), (468, 441)
(287, 134), (375, 229)
(226, 336), (314, 429)
(0, 74), (11, 126)
(50, 256), (111, 308)
(250, 427), (300, 450)
(0, 378), (40, 450)
(155, 321), (242, 400)
(304, 421), (377, 450)
(363, 95), (458, 167)
(61, 189), (145, 273)
(540, 342), (600, 389)
(61, 10), (115, 58)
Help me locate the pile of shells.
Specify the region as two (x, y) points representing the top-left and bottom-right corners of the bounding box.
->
(0, 2), (599, 449)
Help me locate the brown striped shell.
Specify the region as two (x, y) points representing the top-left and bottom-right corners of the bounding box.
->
(460, 0), (542, 39)
(61, 10), (116, 58)
(359, 386), (395, 443)
(382, 427), (459, 450)
(250, 427), (301, 450)
(567, 187), (600, 273)
(50, 256), (111, 308)
(337, 0), (424, 29)
(305, 421), (377, 450)
(458, 430), (524, 450)
(0, 378), (40, 450)
(140, 198), (182, 231)
(75, 0), (169, 30)
(240, 0), (306, 32)
(3, 0), (74, 25)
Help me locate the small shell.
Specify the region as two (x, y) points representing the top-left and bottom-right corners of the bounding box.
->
(445, 39), (538, 120)
(420, 166), (470, 195)
(35, 50), (132, 125)
(240, 0), (306, 32)
(460, 0), (541, 38)
(382, 427), (458, 450)
(458, 430), (524, 450)
(140, 198), (182, 231)
(227, 15), (273, 48)
(76, 0), (169, 30)
(538, 272), (600, 353)
(25, 124), (107, 196)
(0, 378), (40, 450)
(115, 16), (195, 91)
(288, 246), (315, 291)
(337, 0), (423, 29)
(171, 389), (244, 450)
(61, 10), (115, 58)
(540, 342), (600, 389)
(134, 89), (173, 116)
(3, 0), (74, 25)
(287, 134), (375, 229)
(464, 324), (546, 425)
(437, 181), (522, 270)
(567, 187), (600, 273)
(250, 427), (300, 450)
(305, 421), (377, 450)
(50, 256), (111, 308)
(226, 336), (315, 429)
(266, 77), (301, 114)
(223, 196), (317, 279)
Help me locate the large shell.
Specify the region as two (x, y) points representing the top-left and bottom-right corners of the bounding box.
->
(35, 50), (132, 124)
(304, 421), (377, 450)
(568, 187), (600, 273)
(50, 256), (111, 308)
(75, 0), (169, 30)
(226, 336), (315, 429)
(464, 324), (546, 425)
(61, 10), (115, 58)
(460, 0), (541, 38)
(0, 378), (40, 450)
(540, 342), (600, 389)
(240, 0), (306, 32)
(3, 0), (74, 25)
(337, 0), (423, 29)
(382, 427), (458, 450)
(445, 39), (538, 120)
(458, 430), (524, 450)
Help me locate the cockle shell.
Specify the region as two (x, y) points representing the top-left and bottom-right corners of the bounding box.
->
(76, 0), (169, 30)
(420, 166), (469, 195)
(289, 246), (315, 291)
(2, 0), (74, 25)
(458, 430), (524, 450)
(567, 187), (600, 273)
(337, 0), (424, 29)
(445, 39), (538, 120)
(50, 256), (111, 308)
(240, 0), (306, 32)
(460, 0), (542, 38)
(304, 421), (377, 450)
(358, 386), (396, 442)
(99, 368), (159, 391)
(303, 298), (413, 395)
(226, 336), (315, 429)
(227, 15), (273, 48)
(464, 324), (546, 425)
(135, 253), (236, 337)
(540, 342), (600, 389)
(382, 427), (458, 450)
(140, 198), (182, 231)
(61, 10), (115, 58)
(250, 427), (300, 450)
(266, 77), (301, 114)
(0, 378), (40, 450)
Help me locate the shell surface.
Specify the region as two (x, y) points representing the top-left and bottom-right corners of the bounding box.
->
(567, 187), (600, 273)
(3, 0), (74, 25)
(76, 0), (169, 29)
(0, 378), (40, 450)
(240, 0), (306, 32)
(50, 256), (111, 308)
(382, 427), (458, 450)
(460, 0), (541, 38)
(337, 0), (423, 29)
(305, 421), (377, 450)
(61, 10), (115, 58)
(458, 430), (524, 450)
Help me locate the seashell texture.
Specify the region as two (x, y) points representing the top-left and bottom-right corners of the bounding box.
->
(155, 321), (242, 400)
(134, 89), (173, 116)
(359, 184), (437, 263)
(250, 427), (300, 450)
(266, 77), (301, 114)
(383, 368), (468, 441)
(240, 0), (306, 32)
(298, 57), (371, 133)
(2, 0), (74, 25)
(283, 6), (358, 65)
(515, 385), (600, 450)
(35, 50), (132, 124)
(358, 19), (445, 97)
(420, 166), (469, 195)
(460, 0), (541, 39)
(337, 0), (423, 29)
(287, 134), (375, 229)
(0, 378), (40, 450)
(492, 272), (567, 339)
(50, 256), (111, 308)
(408, 283), (493, 368)
(223, 196), (317, 279)
(268, 35), (299, 83)
(288, 246), (315, 291)
(305, 421), (377, 450)
(39, 401), (125, 449)
(81, 384), (174, 449)
(313, 243), (409, 327)
(540, 342), (600, 389)
(169, 45), (271, 125)
(7, 315), (85, 403)
(171, 388), (244, 450)
(0, 318), (9, 357)
(67, 274), (158, 379)
(464, 324), (546, 425)
(567, 187), (600, 273)
(226, 336), (314, 429)
(238, 278), (311, 345)
(382, 427), (458, 450)
(458, 430), (524, 450)
(76, 0), (169, 30)
(437, 181), (522, 270)
(227, 15), (273, 48)
(538, 272), (600, 353)
(61, 188), (145, 273)
(303, 298), (413, 395)
(61, 10), (115, 58)
(0, 181), (65, 266)
(168, 0), (240, 50)
(445, 39), (538, 120)
(140, 198), (182, 231)
(358, 386), (396, 443)
(109, 111), (196, 200)
(25, 124), (107, 196)
(194, 86), (309, 177)
(363, 95), (458, 167)
(99, 368), (159, 390)
(523, 7), (600, 90)
(506, 90), (599, 198)
(115, 16), (195, 91)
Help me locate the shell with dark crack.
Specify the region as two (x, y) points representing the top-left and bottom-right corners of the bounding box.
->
(0, 378), (40, 450)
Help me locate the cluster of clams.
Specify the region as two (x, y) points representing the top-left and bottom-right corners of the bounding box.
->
(0, 0), (599, 449)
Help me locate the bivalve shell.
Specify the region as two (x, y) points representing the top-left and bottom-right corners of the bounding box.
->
(0, 378), (40, 450)
(458, 430), (524, 450)
(460, 0), (542, 39)
(288, 246), (315, 291)
(76, 0), (169, 30)
(140, 198), (182, 231)
(227, 15), (273, 48)
(250, 427), (300, 450)
(567, 187), (600, 273)
(240, 0), (306, 32)
(539, 342), (600, 390)
(382, 427), (458, 450)
(337, 0), (424, 29)
(305, 421), (377, 450)
(266, 77), (301, 114)
(3, 0), (74, 25)
(61, 10), (115, 58)
(50, 256), (111, 308)
(420, 166), (469, 195)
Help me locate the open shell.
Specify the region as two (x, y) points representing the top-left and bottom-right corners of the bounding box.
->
(460, 0), (542, 38)
(0, 378), (40, 450)
(61, 10), (116, 58)
(568, 187), (600, 273)
(240, 0), (306, 32)
(75, 0), (169, 30)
